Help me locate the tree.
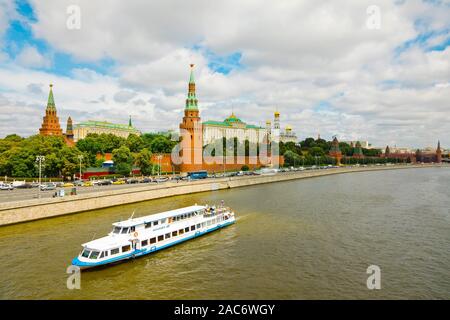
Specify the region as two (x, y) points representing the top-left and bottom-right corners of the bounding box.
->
(150, 136), (176, 153)
(126, 134), (145, 153)
(283, 150), (302, 167)
(309, 146), (325, 157)
(112, 146), (134, 176)
(135, 148), (153, 175)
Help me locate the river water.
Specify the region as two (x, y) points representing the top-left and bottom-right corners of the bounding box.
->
(0, 167), (449, 299)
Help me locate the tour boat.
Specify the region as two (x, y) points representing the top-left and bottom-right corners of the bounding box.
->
(71, 203), (235, 269)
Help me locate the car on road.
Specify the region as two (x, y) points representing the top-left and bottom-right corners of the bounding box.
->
(40, 183), (57, 191)
(0, 183), (14, 190)
(126, 178), (140, 184)
(97, 180), (112, 186)
(140, 177), (153, 183)
(73, 180), (84, 186)
(154, 177), (169, 183)
(82, 181), (93, 187)
(112, 180), (125, 185)
(63, 183), (74, 188)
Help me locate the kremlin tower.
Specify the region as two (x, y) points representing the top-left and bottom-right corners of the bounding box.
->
(179, 64), (203, 172)
(39, 84), (63, 136)
(64, 116), (75, 146)
(329, 136), (342, 165)
(436, 141), (442, 163)
(353, 141), (364, 159)
(39, 84), (74, 147)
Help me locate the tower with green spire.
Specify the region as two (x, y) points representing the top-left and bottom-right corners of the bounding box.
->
(129, 115), (132, 127)
(179, 64), (203, 172)
(39, 84), (63, 136)
(185, 64), (198, 110)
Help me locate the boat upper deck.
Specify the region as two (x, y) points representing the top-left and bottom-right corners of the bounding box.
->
(112, 205), (206, 228)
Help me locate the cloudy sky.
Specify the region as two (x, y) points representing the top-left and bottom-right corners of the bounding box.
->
(0, 0), (448, 148)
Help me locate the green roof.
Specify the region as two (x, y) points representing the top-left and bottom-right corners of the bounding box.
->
(46, 85), (56, 110)
(203, 114), (263, 130)
(74, 120), (140, 131)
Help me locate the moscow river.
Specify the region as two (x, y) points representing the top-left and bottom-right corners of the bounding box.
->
(0, 167), (449, 299)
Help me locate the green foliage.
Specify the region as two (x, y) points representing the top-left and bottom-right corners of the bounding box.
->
(150, 136), (177, 153)
(135, 148), (153, 176)
(126, 134), (145, 153)
(241, 165), (250, 171)
(76, 133), (126, 164)
(283, 150), (302, 166)
(0, 135), (86, 179)
(112, 146), (133, 176)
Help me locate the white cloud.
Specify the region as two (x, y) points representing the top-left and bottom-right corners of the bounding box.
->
(15, 45), (52, 68)
(0, 0), (448, 148)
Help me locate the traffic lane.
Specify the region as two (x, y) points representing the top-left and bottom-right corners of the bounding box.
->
(0, 168), (342, 203)
(0, 180), (189, 203)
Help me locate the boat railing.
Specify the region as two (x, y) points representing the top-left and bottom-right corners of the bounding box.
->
(203, 207), (231, 217)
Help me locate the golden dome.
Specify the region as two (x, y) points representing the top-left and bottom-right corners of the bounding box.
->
(274, 111), (280, 117)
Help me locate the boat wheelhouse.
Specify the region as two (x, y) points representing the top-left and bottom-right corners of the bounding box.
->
(72, 204), (235, 269)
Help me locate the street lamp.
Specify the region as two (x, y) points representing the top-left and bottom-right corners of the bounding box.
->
(156, 154), (163, 176)
(36, 155), (45, 199)
(77, 155), (83, 181)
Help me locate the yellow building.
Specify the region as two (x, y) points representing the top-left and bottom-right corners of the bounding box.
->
(73, 117), (141, 142)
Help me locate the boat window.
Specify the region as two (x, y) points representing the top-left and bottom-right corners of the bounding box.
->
(172, 231), (178, 237)
(100, 252), (104, 258)
(154, 221), (159, 226)
(188, 213), (191, 218)
(183, 227), (188, 232)
(196, 224), (201, 229)
(165, 233), (171, 239)
(121, 227), (129, 234)
(111, 248), (119, 255)
(150, 237), (156, 244)
(161, 218), (166, 224)
(202, 222), (206, 227)
(191, 225), (195, 231)
(90, 251), (100, 259)
(81, 249), (91, 258)
(112, 227), (121, 234)
(145, 222), (152, 229)
(104, 251), (109, 257)
(179, 229), (184, 235)
(158, 235), (164, 242)
(176, 216), (180, 221)
(141, 239), (148, 247)
(122, 245), (131, 252)
(130, 226), (135, 232)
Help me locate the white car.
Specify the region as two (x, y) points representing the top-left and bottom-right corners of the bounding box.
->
(0, 184), (14, 190)
(40, 183), (57, 191)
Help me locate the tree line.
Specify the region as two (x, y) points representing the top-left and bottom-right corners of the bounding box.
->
(0, 132), (177, 179)
(280, 138), (383, 167)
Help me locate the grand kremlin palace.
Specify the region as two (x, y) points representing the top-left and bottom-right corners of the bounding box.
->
(202, 113), (265, 145)
(73, 119), (141, 142)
